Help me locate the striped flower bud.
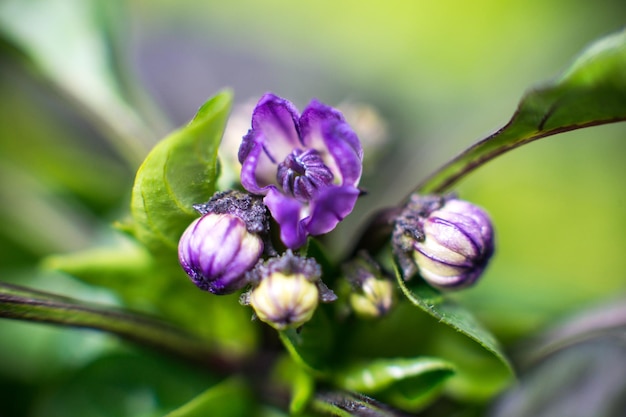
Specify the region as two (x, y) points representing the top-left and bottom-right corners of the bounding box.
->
(178, 191), (269, 295)
(241, 250), (337, 330)
(393, 195), (494, 289)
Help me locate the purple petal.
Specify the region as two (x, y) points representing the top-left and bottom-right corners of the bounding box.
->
(424, 215), (480, 259)
(239, 136), (275, 193)
(434, 200), (494, 255)
(300, 100), (363, 185)
(305, 185), (361, 236)
(321, 119), (363, 186)
(249, 93), (301, 161)
(264, 188), (307, 249)
(299, 99), (345, 142)
(238, 94), (303, 193)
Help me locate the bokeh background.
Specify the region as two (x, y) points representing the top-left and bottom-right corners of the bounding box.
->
(1, 0), (626, 414)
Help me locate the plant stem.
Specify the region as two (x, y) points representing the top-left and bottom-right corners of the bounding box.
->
(0, 282), (238, 373)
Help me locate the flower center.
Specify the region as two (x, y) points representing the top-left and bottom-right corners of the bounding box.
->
(277, 149), (334, 201)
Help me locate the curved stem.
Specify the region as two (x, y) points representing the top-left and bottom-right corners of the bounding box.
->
(409, 117), (626, 197)
(352, 115), (626, 256)
(0, 282), (238, 373)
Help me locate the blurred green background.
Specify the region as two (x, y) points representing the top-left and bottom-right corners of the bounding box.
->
(1, 0), (626, 414)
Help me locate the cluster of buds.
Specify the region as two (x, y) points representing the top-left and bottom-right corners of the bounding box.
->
(392, 194), (495, 289)
(178, 191), (335, 329)
(178, 93), (496, 335)
(178, 94), (366, 330)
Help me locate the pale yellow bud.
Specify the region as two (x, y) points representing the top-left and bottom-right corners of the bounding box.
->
(249, 272), (320, 330)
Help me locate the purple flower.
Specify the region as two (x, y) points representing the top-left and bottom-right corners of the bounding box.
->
(238, 93), (363, 249)
(393, 195), (495, 289)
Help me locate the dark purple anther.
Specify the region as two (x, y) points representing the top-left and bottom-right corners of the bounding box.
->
(277, 149), (334, 201)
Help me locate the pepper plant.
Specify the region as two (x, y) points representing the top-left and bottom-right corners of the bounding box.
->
(1, 3), (626, 416)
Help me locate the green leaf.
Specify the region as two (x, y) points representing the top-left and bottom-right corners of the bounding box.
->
(42, 235), (167, 307)
(0, 0), (166, 166)
(290, 369), (316, 415)
(278, 307), (335, 375)
(31, 350), (216, 417)
(165, 377), (254, 417)
(156, 282), (260, 358)
(394, 268), (514, 399)
(334, 357), (455, 411)
(416, 29), (626, 194)
(130, 90), (232, 255)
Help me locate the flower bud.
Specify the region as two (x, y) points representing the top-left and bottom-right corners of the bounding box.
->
(342, 252), (395, 319)
(241, 250), (336, 330)
(249, 272), (319, 330)
(178, 191), (269, 295)
(393, 195), (494, 289)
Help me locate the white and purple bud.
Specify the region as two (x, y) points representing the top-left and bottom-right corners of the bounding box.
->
(392, 195), (494, 290)
(241, 250), (337, 330)
(342, 252), (395, 319)
(178, 191), (270, 295)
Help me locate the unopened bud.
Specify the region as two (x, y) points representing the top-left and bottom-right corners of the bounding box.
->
(343, 252), (395, 319)
(249, 272), (319, 330)
(241, 250), (336, 330)
(178, 191), (269, 295)
(393, 195), (494, 289)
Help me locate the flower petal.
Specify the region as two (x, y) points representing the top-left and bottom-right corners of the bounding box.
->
(264, 188), (307, 249)
(300, 100), (363, 185)
(322, 119), (363, 186)
(305, 185), (361, 236)
(238, 94), (303, 193)
(249, 93), (301, 160)
(239, 136), (275, 193)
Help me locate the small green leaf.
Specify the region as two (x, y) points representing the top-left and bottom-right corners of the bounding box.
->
(130, 90), (232, 255)
(165, 377), (254, 417)
(272, 355), (316, 415)
(290, 369), (316, 415)
(416, 29), (626, 193)
(279, 307), (335, 375)
(395, 271), (510, 370)
(334, 357), (455, 411)
(42, 236), (166, 307)
(394, 267), (514, 399)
